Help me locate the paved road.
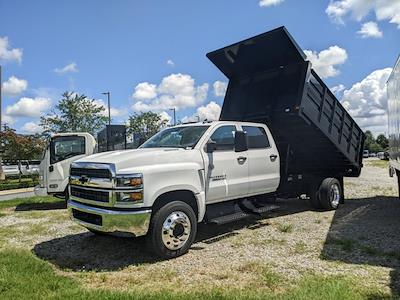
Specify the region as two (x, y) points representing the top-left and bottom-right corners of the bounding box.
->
(0, 190), (35, 201)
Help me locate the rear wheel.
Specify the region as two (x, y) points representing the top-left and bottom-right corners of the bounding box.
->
(396, 170), (400, 199)
(146, 201), (197, 259)
(318, 178), (342, 210)
(309, 182), (322, 209)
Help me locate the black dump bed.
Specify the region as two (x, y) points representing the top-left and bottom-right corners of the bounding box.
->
(207, 26), (364, 177)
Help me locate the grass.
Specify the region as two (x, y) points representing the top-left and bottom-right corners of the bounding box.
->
(0, 249), (390, 300)
(277, 223), (293, 233)
(364, 159), (389, 169)
(326, 238), (356, 252)
(0, 196), (60, 210)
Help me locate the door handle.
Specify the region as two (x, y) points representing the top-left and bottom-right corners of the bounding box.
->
(237, 156), (247, 164)
(270, 154), (278, 162)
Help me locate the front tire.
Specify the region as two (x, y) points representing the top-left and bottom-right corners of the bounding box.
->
(146, 201), (197, 259)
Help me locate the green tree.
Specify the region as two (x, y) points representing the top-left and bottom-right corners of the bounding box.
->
(376, 134), (389, 150)
(364, 130), (374, 151)
(40, 92), (108, 136)
(0, 127), (46, 182)
(127, 112), (168, 145)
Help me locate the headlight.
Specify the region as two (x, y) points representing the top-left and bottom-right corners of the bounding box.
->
(116, 174), (143, 189)
(115, 174), (143, 204)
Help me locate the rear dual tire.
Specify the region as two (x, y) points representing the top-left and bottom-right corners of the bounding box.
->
(309, 178), (342, 210)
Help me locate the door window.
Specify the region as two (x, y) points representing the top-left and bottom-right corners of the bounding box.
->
(209, 125), (236, 151)
(242, 126), (270, 149)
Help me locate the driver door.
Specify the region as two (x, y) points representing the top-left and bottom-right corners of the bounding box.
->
(202, 125), (249, 203)
(47, 135), (87, 194)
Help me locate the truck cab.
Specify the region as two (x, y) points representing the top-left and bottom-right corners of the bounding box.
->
(35, 133), (96, 198)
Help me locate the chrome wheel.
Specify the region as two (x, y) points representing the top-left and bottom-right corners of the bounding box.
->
(161, 211), (191, 250)
(330, 183), (340, 207)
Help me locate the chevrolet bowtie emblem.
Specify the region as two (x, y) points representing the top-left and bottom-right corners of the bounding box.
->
(79, 176), (89, 184)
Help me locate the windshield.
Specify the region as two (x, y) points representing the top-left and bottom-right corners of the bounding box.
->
(50, 136), (86, 164)
(140, 126), (210, 149)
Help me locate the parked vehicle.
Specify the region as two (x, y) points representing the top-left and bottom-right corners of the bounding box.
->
(388, 55), (400, 195)
(34, 133), (97, 198)
(363, 150), (369, 158)
(377, 152), (385, 160)
(1, 161), (20, 177)
(67, 27), (365, 258)
(34, 125), (133, 198)
(369, 153), (377, 158)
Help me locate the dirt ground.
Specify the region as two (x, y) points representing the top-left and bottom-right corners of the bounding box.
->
(1, 158), (400, 295)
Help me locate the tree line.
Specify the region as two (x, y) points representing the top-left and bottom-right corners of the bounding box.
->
(1, 92), (168, 161)
(364, 130), (388, 153)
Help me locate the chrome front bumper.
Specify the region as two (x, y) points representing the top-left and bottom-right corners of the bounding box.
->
(68, 200), (151, 237)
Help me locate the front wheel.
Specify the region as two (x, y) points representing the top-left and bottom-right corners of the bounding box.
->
(146, 201), (197, 259)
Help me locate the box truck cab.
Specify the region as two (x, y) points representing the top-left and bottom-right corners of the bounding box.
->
(34, 133), (96, 198)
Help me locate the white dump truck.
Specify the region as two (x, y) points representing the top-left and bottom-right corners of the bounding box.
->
(67, 27), (365, 258)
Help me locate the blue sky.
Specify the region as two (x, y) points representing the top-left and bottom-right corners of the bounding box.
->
(0, 0), (399, 135)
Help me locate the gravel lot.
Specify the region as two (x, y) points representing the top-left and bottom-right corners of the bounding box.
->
(1, 158), (399, 295)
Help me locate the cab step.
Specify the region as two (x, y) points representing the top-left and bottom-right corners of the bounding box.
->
(209, 212), (252, 225)
(252, 204), (280, 215)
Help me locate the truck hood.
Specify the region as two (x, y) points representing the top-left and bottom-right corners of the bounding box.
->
(75, 148), (204, 173)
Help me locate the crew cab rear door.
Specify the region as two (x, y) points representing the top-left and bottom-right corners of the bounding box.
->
(240, 124), (280, 194)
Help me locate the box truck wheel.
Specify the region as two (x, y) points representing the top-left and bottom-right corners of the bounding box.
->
(146, 201), (197, 259)
(318, 178), (342, 210)
(396, 170), (400, 199)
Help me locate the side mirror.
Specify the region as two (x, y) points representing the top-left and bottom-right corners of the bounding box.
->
(234, 131), (248, 152)
(206, 140), (217, 153)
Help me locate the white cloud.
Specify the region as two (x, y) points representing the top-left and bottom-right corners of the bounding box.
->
(326, 0), (400, 28)
(259, 0), (284, 7)
(132, 73), (209, 112)
(331, 84), (346, 95)
(166, 59), (175, 67)
(213, 81), (228, 97)
(182, 101), (221, 123)
(357, 21), (383, 38)
(340, 67), (392, 135)
(304, 46), (348, 78)
(2, 76), (28, 95)
(54, 62), (79, 74)
(93, 99), (126, 118)
(132, 82), (157, 100)
(0, 37), (22, 64)
(21, 122), (43, 134)
(159, 111), (172, 125)
(6, 97), (51, 117)
(1, 114), (15, 125)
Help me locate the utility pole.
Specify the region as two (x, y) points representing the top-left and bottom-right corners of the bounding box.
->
(0, 65), (2, 131)
(102, 92), (111, 125)
(169, 108), (176, 126)
(0, 65), (4, 180)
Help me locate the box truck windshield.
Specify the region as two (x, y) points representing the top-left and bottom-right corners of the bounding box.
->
(50, 135), (86, 164)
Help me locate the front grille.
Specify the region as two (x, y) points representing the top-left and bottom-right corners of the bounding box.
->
(72, 209), (102, 226)
(70, 167), (111, 179)
(71, 186), (109, 202)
